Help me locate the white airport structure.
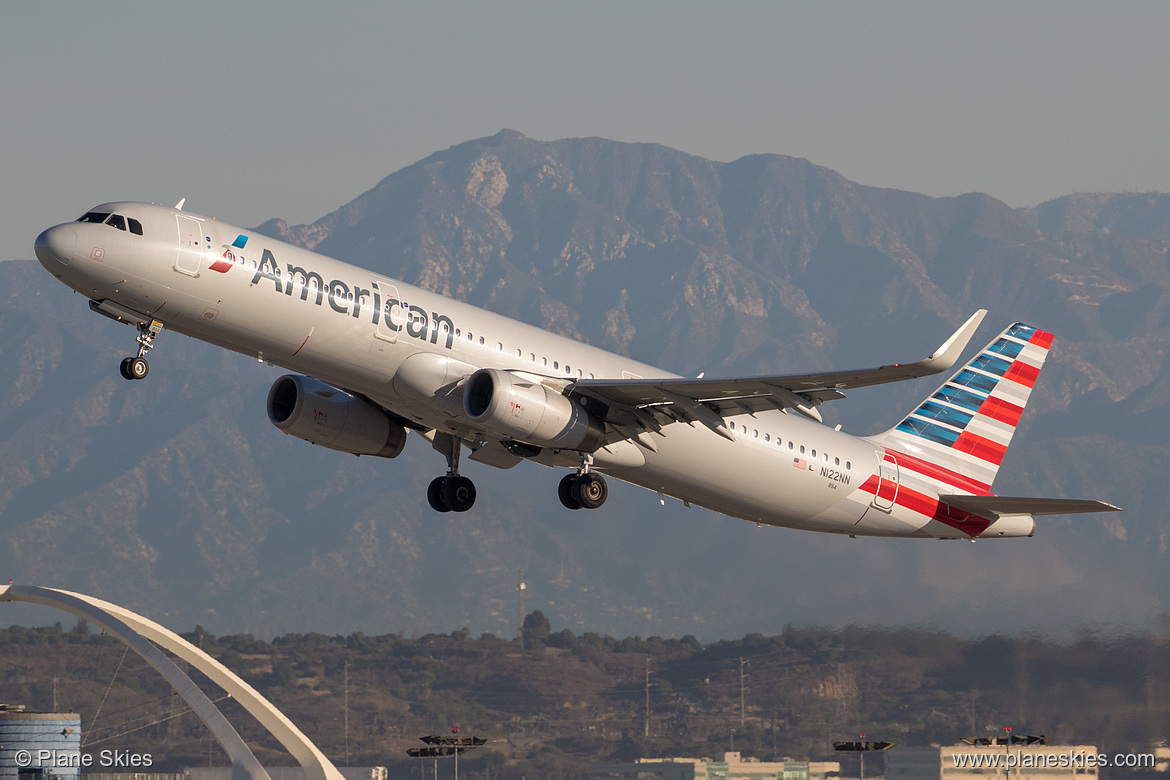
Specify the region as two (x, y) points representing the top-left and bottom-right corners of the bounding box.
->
(0, 584), (345, 780)
(886, 744), (1102, 780)
(591, 752), (840, 780)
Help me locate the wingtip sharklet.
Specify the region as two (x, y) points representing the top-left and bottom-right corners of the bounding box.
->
(920, 309), (987, 373)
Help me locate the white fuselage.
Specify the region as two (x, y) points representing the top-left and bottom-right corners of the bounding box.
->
(34, 202), (1034, 539)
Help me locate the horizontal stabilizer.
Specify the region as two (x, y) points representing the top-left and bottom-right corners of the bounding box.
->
(941, 495), (1122, 517)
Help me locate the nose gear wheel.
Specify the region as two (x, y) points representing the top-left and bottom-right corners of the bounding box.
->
(119, 319), (163, 380)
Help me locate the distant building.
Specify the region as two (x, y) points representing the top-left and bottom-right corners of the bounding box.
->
(591, 751), (840, 780)
(1153, 743), (1170, 773)
(0, 704), (82, 780)
(886, 744), (1101, 780)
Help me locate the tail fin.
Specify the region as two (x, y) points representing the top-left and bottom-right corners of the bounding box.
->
(872, 322), (1054, 493)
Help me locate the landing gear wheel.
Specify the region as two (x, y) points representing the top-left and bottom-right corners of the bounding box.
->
(120, 319), (163, 380)
(427, 477), (451, 513)
(558, 474), (583, 510)
(121, 356), (149, 380)
(441, 475), (476, 513)
(572, 472), (608, 509)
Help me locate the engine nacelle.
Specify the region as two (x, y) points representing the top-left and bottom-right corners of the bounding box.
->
(267, 374), (407, 458)
(464, 368), (604, 452)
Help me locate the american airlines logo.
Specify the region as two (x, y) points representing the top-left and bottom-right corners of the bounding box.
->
(248, 246), (458, 350)
(210, 235), (248, 274)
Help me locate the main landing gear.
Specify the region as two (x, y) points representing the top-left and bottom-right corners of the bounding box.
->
(558, 456), (608, 510)
(119, 320), (163, 381)
(427, 432), (476, 513)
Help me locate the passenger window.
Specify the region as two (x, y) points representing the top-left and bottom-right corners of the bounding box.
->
(542, 357), (548, 366)
(553, 361), (559, 370)
(811, 449), (816, 458)
(105, 214), (127, 231)
(834, 457), (840, 466)
(516, 348), (522, 357)
(530, 353), (536, 362)
(127, 218), (143, 235)
(846, 461), (852, 470)
(799, 445), (806, 454)
(478, 337), (484, 345)
(765, 433), (770, 442)
(565, 365), (571, 374)
(753, 429), (759, 438)
(497, 342), (503, 351)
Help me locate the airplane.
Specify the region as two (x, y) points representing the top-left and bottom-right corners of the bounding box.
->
(33, 201), (1119, 538)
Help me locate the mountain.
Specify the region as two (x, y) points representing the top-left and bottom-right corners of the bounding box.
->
(2, 130), (1167, 639)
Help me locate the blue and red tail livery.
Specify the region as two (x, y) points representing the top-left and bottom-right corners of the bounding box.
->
(875, 322), (1054, 495)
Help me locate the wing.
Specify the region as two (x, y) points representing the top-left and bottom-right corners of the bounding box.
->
(569, 310), (987, 439)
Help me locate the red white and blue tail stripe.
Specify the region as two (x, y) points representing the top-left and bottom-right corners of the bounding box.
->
(873, 322), (1053, 494)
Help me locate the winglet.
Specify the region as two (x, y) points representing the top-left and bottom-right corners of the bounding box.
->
(918, 309), (987, 373)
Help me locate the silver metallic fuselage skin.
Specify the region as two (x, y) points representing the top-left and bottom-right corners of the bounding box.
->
(34, 202), (1033, 539)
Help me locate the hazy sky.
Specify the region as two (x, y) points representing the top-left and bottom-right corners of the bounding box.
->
(5, 2), (1170, 264)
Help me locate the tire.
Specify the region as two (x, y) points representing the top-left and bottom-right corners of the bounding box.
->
(558, 473), (583, 510)
(441, 475), (476, 512)
(127, 357), (149, 380)
(427, 477), (451, 512)
(573, 473), (608, 510)
(119, 358), (134, 380)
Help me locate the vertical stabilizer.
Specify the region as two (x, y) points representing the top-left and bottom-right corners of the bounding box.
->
(871, 322), (1054, 494)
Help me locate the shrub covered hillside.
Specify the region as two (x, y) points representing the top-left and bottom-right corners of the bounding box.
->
(1, 615), (1167, 780)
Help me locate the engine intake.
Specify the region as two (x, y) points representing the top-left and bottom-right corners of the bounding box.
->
(267, 374), (407, 458)
(463, 368), (604, 452)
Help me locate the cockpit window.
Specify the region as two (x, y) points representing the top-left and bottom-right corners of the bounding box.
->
(77, 212), (111, 223)
(106, 214), (127, 231)
(128, 218), (143, 235)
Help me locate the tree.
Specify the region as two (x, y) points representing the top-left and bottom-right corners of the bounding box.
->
(521, 611), (551, 649)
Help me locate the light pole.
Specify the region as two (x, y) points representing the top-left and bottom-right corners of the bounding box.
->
(1004, 726), (1012, 780)
(408, 731), (486, 780)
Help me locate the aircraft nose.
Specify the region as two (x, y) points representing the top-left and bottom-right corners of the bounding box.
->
(35, 225), (78, 266)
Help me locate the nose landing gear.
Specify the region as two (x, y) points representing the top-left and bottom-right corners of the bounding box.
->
(119, 320), (163, 381)
(119, 356), (149, 380)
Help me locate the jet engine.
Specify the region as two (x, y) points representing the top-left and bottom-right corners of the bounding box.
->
(463, 368), (604, 452)
(267, 374), (407, 458)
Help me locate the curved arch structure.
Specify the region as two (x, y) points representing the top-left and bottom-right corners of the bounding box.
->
(1, 584), (344, 780)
